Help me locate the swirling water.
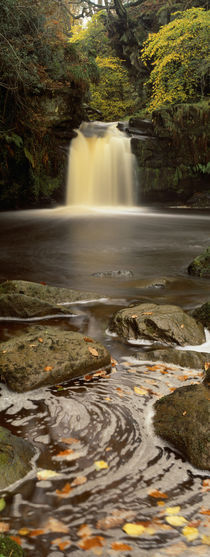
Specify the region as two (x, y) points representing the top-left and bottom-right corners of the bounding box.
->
(0, 208), (209, 556)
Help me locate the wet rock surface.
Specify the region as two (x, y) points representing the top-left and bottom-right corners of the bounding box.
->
(153, 382), (210, 471)
(110, 302), (205, 346)
(0, 327), (111, 392)
(134, 347), (209, 370)
(192, 302), (210, 329)
(0, 426), (35, 490)
(188, 247), (210, 279)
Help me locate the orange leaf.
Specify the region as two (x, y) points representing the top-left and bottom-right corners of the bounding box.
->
(38, 337), (43, 343)
(29, 529), (45, 537)
(10, 536), (22, 545)
(77, 524), (92, 538)
(84, 337), (93, 342)
(88, 347), (99, 357)
(56, 449), (74, 457)
(78, 536), (104, 550)
(56, 483), (72, 497)
(0, 522), (10, 533)
(84, 374), (93, 381)
(149, 490), (168, 499)
(44, 366), (53, 372)
(111, 541), (132, 550)
(204, 362), (210, 371)
(51, 538), (71, 550)
(61, 437), (79, 445)
(71, 476), (87, 487)
(200, 509), (210, 515)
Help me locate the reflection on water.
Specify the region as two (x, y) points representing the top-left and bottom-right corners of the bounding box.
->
(0, 207), (209, 556)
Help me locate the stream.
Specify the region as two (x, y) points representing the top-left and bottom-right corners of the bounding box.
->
(0, 206), (209, 556)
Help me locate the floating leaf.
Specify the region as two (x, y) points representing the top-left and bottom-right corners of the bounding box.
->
(97, 510), (136, 530)
(149, 490), (168, 499)
(44, 517), (69, 533)
(182, 526), (199, 541)
(0, 522), (9, 533)
(29, 529), (45, 537)
(77, 524), (92, 538)
(71, 476), (87, 487)
(122, 523), (145, 536)
(51, 538), (71, 550)
(57, 449), (74, 457)
(10, 536), (22, 545)
(134, 386), (148, 396)
(202, 534), (210, 545)
(0, 499), (6, 512)
(94, 460), (109, 471)
(88, 347), (99, 357)
(111, 542), (132, 550)
(56, 483), (72, 497)
(78, 536), (104, 549)
(165, 506), (181, 515)
(61, 437), (79, 445)
(200, 508), (210, 515)
(166, 515), (188, 527)
(37, 469), (59, 481)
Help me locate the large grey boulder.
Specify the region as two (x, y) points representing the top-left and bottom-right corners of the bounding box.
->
(109, 303), (205, 346)
(0, 426), (35, 489)
(0, 327), (111, 392)
(153, 382), (210, 470)
(134, 348), (209, 370)
(0, 280), (101, 319)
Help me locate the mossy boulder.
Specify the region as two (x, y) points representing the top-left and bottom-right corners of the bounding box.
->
(0, 536), (24, 556)
(0, 426), (35, 490)
(109, 303), (205, 346)
(134, 348), (209, 371)
(192, 302), (210, 329)
(153, 382), (210, 470)
(188, 248), (210, 279)
(0, 327), (111, 392)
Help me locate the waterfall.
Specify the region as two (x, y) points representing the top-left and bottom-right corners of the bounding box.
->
(66, 122), (136, 207)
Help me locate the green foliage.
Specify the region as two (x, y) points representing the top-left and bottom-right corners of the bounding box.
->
(141, 7), (210, 110)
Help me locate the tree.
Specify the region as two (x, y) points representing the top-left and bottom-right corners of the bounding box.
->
(141, 7), (210, 110)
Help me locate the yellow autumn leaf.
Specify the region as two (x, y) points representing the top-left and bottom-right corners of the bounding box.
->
(94, 460), (109, 470)
(37, 469), (59, 481)
(182, 526), (199, 541)
(88, 346), (99, 357)
(166, 515), (188, 527)
(165, 506), (181, 515)
(122, 523), (145, 537)
(202, 534), (210, 545)
(134, 386), (148, 396)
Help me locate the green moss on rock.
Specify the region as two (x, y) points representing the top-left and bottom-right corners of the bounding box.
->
(0, 536), (24, 556)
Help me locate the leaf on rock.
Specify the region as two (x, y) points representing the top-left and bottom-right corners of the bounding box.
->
(44, 365), (53, 372)
(182, 526), (199, 541)
(84, 337), (93, 342)
(94, 460), (109, 471)
(111, 541), (132, 550)
(88, 346), (99, 357)
(166, 515), (188, 527)
(122, 523), (145, 536)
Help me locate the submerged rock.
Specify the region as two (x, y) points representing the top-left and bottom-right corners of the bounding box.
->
(0, 536), (24, 556)
(153, 382), (210, 470)
(134, 348), (209, 370)
(192, 302), (210, 329)
(0, 327), (111, 392)
(0, 426), (35, 489)
(188, 247), (210, 278)
(109, 303), (205, 346)
(92, 269), (133, 278)
(0, 279), (101, 318)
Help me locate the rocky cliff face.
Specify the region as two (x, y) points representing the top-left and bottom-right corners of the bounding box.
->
(130, 102), (210, 205)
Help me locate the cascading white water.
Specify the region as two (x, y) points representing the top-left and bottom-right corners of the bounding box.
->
(66, 122), (136, 207)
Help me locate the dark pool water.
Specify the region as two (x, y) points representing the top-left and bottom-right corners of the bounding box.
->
(0, 207), (209, 556)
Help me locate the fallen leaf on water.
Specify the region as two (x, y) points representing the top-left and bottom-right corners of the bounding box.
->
(84, 337), (93, 342)
(0, 522), (9, 533)
(93, 370), (107, 378)
(44, 365), (53, 372)
(51, 538), (71, 550)
(122, 523), (145, 537)
(111, 357), (118, 366)
(37, 469), (59, 481)
(56, 483), (72, 497)
(166, 515), (188, 527)
(54, 449), (81, 461)
(178, 375), (189, 381)
(0, 498), (6, 512)
(56, 449), (74, 457)
(97, 510), (136, 530)
(111, 541), (132, 550)
(201, 534), (210, 545)
(94, 460), (109, 471)
(44, 517), (69, 533)
(29, 529), (45, 537)
(165, 506), (181, 515)
(202, 479), (210, 492)
(200, 508), (210, 516)
(71, 476), (87, 487)
(77, 524), (92, 538)
(134, 386), (148, 396)
(78, 536), (105, 550)
(84, 374), (93, 381)
(10, 536), (22, 545)
(182, 525), (199, 541)
(157, 501), (165, 507)
(61, 437), (79, 445)
(149, 490), (168, 499)
(88, 347), (99, 357)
